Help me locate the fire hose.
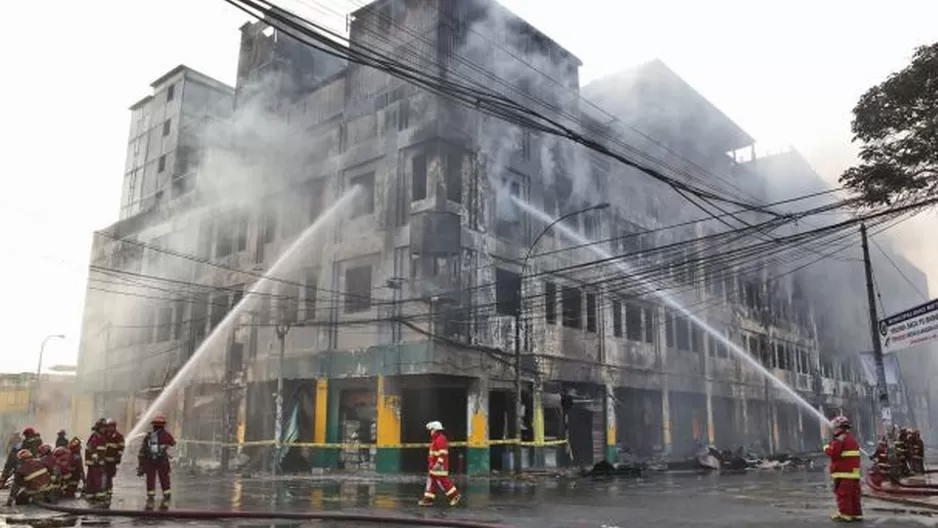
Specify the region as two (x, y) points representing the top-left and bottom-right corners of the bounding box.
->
(33, 502), (511, 528)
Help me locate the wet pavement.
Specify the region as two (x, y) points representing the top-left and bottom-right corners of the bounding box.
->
(3, 469), (938, 527)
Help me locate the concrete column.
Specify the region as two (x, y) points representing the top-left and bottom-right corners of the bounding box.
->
(376, 375), (401, 473)
(657, 307), (672, 453)
(703, 337), (715, 445)
(605, 384), (617, 463)
(467, 378), (490, 474)
(770, 401), (780, 453)
(797, 407), (805, 451)
(313, 378), (339, 468)
(740, 395), (750, 444)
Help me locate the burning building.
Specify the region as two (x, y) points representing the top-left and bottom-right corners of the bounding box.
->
(76, 0), (881, 474)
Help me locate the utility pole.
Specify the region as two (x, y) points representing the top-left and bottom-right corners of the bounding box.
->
(861, 223), (892, 434)
(760, 286), (775, 455)
(274, 298), (293, 477)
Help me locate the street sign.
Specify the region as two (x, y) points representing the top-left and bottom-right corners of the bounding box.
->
(878, 298), (938, 353)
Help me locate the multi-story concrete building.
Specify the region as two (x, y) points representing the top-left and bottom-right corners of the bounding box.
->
(76, 0), (875, 473)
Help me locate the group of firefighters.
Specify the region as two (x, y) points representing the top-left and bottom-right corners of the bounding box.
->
(0, 414), (176, 510)
(871, 426), (927, 480)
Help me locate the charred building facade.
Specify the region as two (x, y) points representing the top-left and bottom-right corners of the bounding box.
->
(77, 0), (875, 473)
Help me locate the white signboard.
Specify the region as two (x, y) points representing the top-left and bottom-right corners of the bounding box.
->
(879, 298), (938, 353)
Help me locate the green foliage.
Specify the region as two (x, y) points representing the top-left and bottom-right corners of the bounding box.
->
(840, 42), (938, 206)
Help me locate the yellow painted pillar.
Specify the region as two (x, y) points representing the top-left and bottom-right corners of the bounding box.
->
(376, 376), (401, 473)
(467, 378), (489, 473)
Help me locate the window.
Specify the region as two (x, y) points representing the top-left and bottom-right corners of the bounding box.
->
(166, 83), (175, 102)
(676, 315), (690, 351)
(561, 286), (581, 329)
(305, 269), (318, 320)
(215, 222), (233, 258)
(158, 155), (166, 173)
(495, 269), (520, 316)
(209, 293), (229, 331)
(692, 327), (703, 354)
(446, 152), (462, 203)
(643, 306), (655, 344)
(156, 306), (172, 342)
(399, 100), (410, 130)
(262, 210), (278, 244)
(625, 303), (642, 341)
(350, 172), (375, 217)
(163, 119), (171, 137)
(545, 281), (556, 324)
(665, 312), (675, 348)
(345, 265), (372, 313)
(777, 344), (787, 370)
(412, 153), (427, 201)
(612, 300), (623, 337)
(748, 335), (759, 357)
(520, 130), (532, 160)
(172, 300), (185, 341)
(586, 293), (597, 332)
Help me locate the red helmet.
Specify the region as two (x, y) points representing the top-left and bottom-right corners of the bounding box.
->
(16, 449), (32, 461)
(151, 414), (167, 426)
(53, 446), (68, 457)
(37, 444), (52, 456)
(68, 438), (81, 452)
(830, 415), (851, 430)
(22, 427), (36, 437)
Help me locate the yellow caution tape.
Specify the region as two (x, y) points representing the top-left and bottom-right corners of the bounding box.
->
(178, 438), (569, 449)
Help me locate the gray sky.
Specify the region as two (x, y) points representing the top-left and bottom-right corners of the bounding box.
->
(1, 0), (936, 373)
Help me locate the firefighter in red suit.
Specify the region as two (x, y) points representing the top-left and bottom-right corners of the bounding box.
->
(418, 421), (461, 507)
(52, 447), (73, 498)
(824, 415), (863, 522)
(5, 449), (52, 506)
(137, 414), (175, 511)
(84, 418), (109, 506)
(103, 418), (125, 504)
(64, 438), (85, 499)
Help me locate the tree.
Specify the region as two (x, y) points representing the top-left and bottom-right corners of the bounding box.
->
(840, 42), (938, 207)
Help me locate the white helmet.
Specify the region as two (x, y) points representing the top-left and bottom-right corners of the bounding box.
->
(426, 421), (443, 432)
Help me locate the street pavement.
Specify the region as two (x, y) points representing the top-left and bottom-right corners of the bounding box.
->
(3, 468), (938, 527)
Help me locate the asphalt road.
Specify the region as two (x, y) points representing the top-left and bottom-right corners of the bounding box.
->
(3, 469), (937, 527)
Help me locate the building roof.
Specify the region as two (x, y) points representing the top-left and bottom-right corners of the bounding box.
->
(582, 59), (754, 153)
(129, 94), (153, 111)
(150, 64), (235, 93)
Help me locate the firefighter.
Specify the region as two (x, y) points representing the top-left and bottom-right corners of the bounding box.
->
(136, 414), (175, 511)
(55, 430), (68, 449)
(417, 421), (460, 507)
(0, 433), (23, 488)
(824, 415), (862, 522)
(909, 429), (925, 474)
(84, 419), (109, 507)
(5, 449), (52, 506)
(53, 447), (73, 499)
(867, 438), (890, 487)
(895, 427), (911, 476)
(37, 444), (59, 497)
(63, 438), (85, 499)
(103, 419), (124, 504)
(22, 427), (42, 457)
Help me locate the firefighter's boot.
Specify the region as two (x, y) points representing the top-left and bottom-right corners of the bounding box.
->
(159, 492), (171, 511)
(145, 494), (155, 511)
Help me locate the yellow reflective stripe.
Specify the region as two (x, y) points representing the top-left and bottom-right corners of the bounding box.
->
(841, 450), (861, 457)
(429, 469), (449, 476)
(831, 472), (861, 479)
(24, 469), (46, 481)
(429, 450), (448, 456)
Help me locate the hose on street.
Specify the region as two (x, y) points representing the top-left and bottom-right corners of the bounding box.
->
(33, 502), (511, 528)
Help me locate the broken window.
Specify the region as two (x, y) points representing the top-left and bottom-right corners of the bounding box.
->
(665, 311), (675, 348)
(561, 286), (581, 329)
(586, 293), (597, 332)
(495, 268), (521, 316)
(262, 209), (278, 245)
(446, 152), (462, 203)
(345, 265), (372, 313)
(692, 326), (703, 354)
(209, 293), (229, 331)
(156, 306), (172, 342)
(545, 281), (556, 324)
(163, 119), (171, 137)
(166, 83), (175, 102)
(215, 221), (233, 258)
(612, 300), (623, 337)
(496, 175), (523, 240)
(197, 220), (213, 259)
(676, 315), (690, 351)
(412, 153), (427, 201)
(748, 335), (759, 357)
(350, 172), (375, 218)
(158, 155), (166, 173)
(625, 303), (642, 341)
(305, 269), (318, 320)
(643, 305), (655, 343)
